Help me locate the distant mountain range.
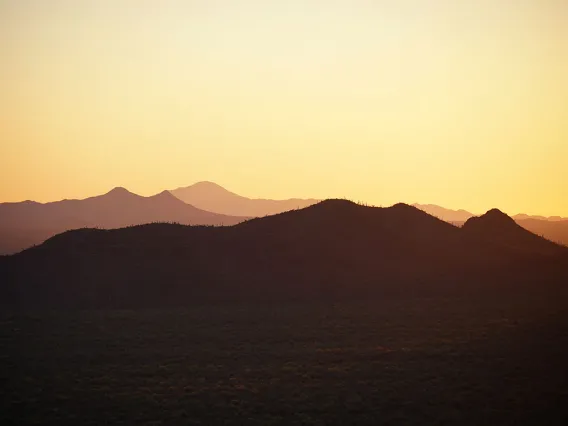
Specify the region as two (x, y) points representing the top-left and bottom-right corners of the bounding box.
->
(170, 181), (319, 217)
(1, 200), (566, 309)
(1, 182), (566, 255)
(513, 213), (568, 222)
(170, 185), (568, 246)
(412, 204), (475, 223)
(0, 187), (246, 254)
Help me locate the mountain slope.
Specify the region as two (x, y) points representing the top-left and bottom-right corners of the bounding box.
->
(514, 219), (568, 247)
(1, 201), (565, 309)
(462, 209), (566, 256)
(0, 188), (246, 254)
(414, 205), (568, 246)
(170, 181), (319, 217)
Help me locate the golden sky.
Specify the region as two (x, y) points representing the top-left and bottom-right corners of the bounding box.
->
(1, 0), (567, 216)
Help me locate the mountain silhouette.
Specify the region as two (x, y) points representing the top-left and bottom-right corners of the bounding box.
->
(462, 209), (566, 255)
(413, 204), (568, 246)
(1, 201), (565, 309)
(0, 188), (247, 254)
(170, 181), (319, 217)
(513, 213), (568, 221)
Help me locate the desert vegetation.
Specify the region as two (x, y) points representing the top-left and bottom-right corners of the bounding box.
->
(2, 296), (568, 426)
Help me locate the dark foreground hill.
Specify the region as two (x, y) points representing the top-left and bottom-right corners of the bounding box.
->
(1, 200), (566, 309)
(0, 187), (247, 255)
(461, 209), (566, 255)
(413, 204), (568, 246)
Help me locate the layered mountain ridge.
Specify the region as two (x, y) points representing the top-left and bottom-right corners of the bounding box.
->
(1, 200), (565, 309)
(0, 187), (247, 254)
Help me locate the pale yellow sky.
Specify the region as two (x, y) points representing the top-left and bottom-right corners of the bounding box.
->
(1, 0), (567, 216)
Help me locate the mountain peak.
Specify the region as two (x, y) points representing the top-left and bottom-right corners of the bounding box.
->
(312, 199), (360, 212)
(192, 181), (226, 189)
(391, 202), (415, 210)
(170, 182), (319, 217)
(465, 209), (516, 229)
(317, 198), (357, 206)
(106, 187), (134, 196)
(179, 181), (233, 193)
(485, 208), (508, 217)
(171, 181), (238, 197)
(461, 207), (566, 255)
(150, 190), (179, 202)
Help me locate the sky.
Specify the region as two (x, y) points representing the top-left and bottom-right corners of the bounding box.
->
(1, 0), (567, 216)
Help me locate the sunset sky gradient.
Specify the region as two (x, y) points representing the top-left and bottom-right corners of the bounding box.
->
(1, 0), (567, 216)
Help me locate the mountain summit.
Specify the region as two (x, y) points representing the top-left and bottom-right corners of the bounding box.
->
(463, 209), (564, 255)
(105, 186), (133, 196)
(466, 208), (517, 228)
(170, 182), (319, 217)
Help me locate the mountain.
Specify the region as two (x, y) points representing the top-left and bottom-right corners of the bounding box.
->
(169, 184), (568, 246)
(462, 209), (565, 256)
(412, 204), (475, 223)
(1, 201), (565, 310)
(0, 188), (247, 254)
(413, 204), (568, 246)
(513, 213), (568, 221)
(451, 214), (568, 247)
(170, 181), (319, 217)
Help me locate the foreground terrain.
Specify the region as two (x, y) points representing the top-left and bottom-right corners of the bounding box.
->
(2, 295), (568, 425)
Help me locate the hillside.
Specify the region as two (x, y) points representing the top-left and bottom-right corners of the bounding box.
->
(415, 205), (568, 247)
(462, 209), (567, 255)
(0, 188), (246, 254)
(514, 218), (568, 247)
(170, 181), (319, 217)
(1, 201), (566, 309)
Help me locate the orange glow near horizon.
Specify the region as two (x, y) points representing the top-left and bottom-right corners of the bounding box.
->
(1, 1), (567, 216)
